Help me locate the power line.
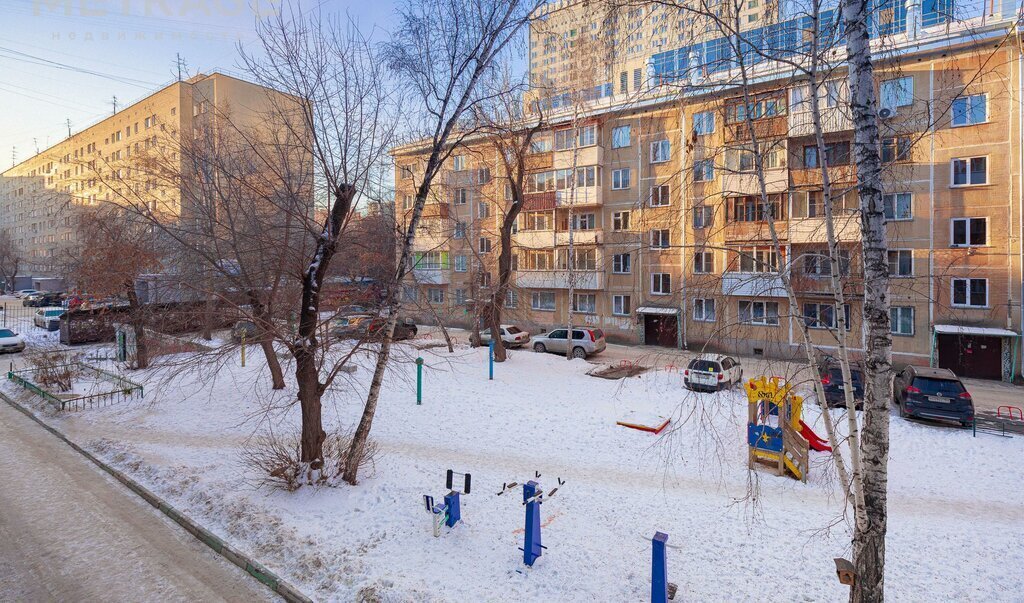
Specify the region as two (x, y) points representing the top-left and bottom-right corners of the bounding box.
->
(0, 46), (158, 88)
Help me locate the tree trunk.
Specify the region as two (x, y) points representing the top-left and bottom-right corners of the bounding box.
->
(250, 295), (286, 390)
(261, 338), (286, 389)
(125, 285), (149, 370)
(843, 0), (893, 599)
(295, 346), (325, 467)
(488, 203), (520, 363)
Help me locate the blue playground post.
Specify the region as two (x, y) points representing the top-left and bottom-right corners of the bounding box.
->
(522, 480), (543, 566)
(444, 491), (461, 527)
(652, 531), (669, 603)
(489, 339), (494, 380)
(416, 357), (424, 405)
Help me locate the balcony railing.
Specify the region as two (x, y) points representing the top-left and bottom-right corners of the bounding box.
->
(411, 233), (449, 251)
(555, 185), (601, 207)
(555, 229), (601, 246)
(721, 272), (787, 298)
(552, 145), (603, 170)
(789, 213), (861, 244)
(411, 268), (449, 285)
(789, 107), (853, 137)
(516, 269), (604, 290)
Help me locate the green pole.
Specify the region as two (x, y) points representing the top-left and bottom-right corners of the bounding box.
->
(416, 357), (424, 405)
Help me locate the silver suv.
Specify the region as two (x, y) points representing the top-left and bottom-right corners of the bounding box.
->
(532, 327), (606, 359)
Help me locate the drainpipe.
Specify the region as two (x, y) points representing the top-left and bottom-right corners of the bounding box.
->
(680, 107), (688, 350)
(929, 62), (936, 346)
(1017, 27), (1024, 379)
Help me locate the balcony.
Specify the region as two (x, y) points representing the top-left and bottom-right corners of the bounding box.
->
(555, 186), (601, 207)
(412, 268), (449, 285)
(721, 169), (788, 195)
(721, 272), (787, 298)
(411, 233), (449, 252)
(513, 230), (555, 249)
(555, 229), (601, 246)
(789, 214), (862, 244)
(552, 145), (602, 170)
(516, 269), (604, 290)
(789, 107), (853, 137)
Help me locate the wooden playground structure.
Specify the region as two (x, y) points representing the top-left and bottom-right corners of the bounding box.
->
(746, 376), (811, 482)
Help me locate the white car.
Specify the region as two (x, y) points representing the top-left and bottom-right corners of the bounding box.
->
(683, 354), (743, 392)
(479, 325), (531, 348)
(15, 289), (38, 298)
(0, 328), (25, 353)
(34, 308), (65, 330)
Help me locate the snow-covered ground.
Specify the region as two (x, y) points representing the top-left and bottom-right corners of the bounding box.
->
(5, 340), (1022, 602)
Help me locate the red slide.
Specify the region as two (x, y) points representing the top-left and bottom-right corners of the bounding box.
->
(799, 421), (833, 452)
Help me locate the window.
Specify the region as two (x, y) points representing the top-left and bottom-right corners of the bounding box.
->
(651, 273), (672, 295)
(523, 212), (551, 231)
(403, 286), (418, 302)
(478, 202), (490, 218)
(454, 255), (467, 272)
(803, 141), (851, 168)
(803, 303), (851, 330)
(453, 188), (468, 204)
(479, 238), (492, 253)
(575, 166), (599, 188)
(572, 293), (596, 314)
(619, 71), (628, 93)
(693, 111), (715, 135)
(613, 211), (631, 231)
(612, 168), (631, 190)
(479, 272), (491, 288)
(170, 107), (176, 116)
(530, 137), (552, 153)
(952, 94), (986, 127)
(951, 217), (987, 247)
(881, 137), (911, 163)
(952, 278), (988, 308)
(452, 155), (466, 171)
(880, 76), (914, 111)
(144, 116), (152, 128)
(887, 249), (913, 277)
(612, 253), (632, 274)
(569, 213), (596, 230)
(612, 295), (632, 315)
(737, 247), (779, 273)
(696, 204), (712, 228)
(650, 139), (671, 163)
(414, 251), (448, 270)
(651, 229), (670, 249)
(803, 249), (851, 276)
(402, 195), (413, 210)
(454, 289), (467, 305)
(650, 184), (670, 206)
(693, 251), (714, 273)
(454, 221), (466, 239)
(738, 300), (780, 325)
(693, 298), (716, 322)
(577, 124), (597, 147)
(693, 159), (714, 182)
(612, 125), (631, 148)
(505, 289), (519, 309)
(428, 288), (444, 304)
(557, 248), (596, 271)
(952, 157), (987, 186)
(532, 291), (556, 311)
(890, 306), (914, 335)
(883, 193), (912, 221)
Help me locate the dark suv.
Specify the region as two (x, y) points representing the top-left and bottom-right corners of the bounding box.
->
(893, 366), (974, 427)
(818, 364), (865, 408)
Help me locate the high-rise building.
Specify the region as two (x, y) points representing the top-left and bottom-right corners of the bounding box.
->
(396, 0), (1024, 381)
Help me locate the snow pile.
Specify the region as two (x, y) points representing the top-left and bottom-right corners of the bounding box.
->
(9, 343), (1023, 602)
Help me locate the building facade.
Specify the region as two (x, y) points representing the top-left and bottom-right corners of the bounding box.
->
(0, 72), (293, 278)
(395, 0), (1024, 380)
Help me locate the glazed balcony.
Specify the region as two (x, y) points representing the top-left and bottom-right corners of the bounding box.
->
(788, 214), (862, 244)
(516, 269), (604, 290)
(789, 107), (853, 137)
(555, 186), (601, 207)
(721, 272), (787, 298)
(552, 144), (603, 170)
(412, 268), (449, 285)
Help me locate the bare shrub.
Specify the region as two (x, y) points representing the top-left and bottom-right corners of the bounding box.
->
(28, 351), (78, 392)
(242, 427), (379, 491)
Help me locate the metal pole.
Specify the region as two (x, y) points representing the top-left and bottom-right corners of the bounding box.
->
(652, 532), (669, 603)
(489, 340), (494, 380)
(416, 357), (424, 405)
(240, 332), (246, 367)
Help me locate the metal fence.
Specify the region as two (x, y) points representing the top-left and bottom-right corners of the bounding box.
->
(6, 362), (144, 411)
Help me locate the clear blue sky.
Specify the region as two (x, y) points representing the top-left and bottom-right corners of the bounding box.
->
(0, 0), (398, 169)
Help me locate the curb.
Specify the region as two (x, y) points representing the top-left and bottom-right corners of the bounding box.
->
(0, 391), (312, 603)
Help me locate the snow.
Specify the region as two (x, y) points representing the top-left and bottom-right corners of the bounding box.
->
(5, 342), (1023, 602)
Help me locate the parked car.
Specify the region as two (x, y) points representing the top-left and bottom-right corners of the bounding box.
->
(33, 308), (65, 330)
(532, 328), (606, 359)
(15, 289), (38, 298)
(0, 329), (25, 353)
(479, 325), (531, 348)
(366, 317), (418, 341)
(893, 366), (974, 427)
(330, 313), (375, 338)
(24, 292), (64, 307)
(818, 364), (865, 408)
(683, 353), (743, 392)
(231, 320), (258, 343)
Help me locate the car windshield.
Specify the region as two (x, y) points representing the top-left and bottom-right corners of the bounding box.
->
(505, 326), (523, 334)
(688, 359), (721, 372)
(913, 376), (965, 396)
(45, 310), (63, 316)
(0, 329), (14, 337)
(828, 368), (864, 383)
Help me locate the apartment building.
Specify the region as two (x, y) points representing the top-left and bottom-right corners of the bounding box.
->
(0, 72), (295, 278)
(395, 0), (1024, 381)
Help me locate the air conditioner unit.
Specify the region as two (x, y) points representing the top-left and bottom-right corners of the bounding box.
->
(878, 107), (894, 119)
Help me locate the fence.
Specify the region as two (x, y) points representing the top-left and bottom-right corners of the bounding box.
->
(6, 362), (144, 411)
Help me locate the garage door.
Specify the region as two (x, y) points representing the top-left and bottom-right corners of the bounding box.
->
(937, 334), (1002, 380)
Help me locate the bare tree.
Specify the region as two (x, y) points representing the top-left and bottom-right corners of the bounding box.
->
(0, 230), (21, 293)
(344, 0), (543, 484)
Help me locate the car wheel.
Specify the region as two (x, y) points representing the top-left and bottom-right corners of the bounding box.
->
(571, 347), (587, 359)
(533, 343), (546, 353)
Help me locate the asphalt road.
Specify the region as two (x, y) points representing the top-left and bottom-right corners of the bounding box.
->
(0, 400), (277, 603)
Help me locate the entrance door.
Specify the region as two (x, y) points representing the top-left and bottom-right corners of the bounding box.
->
(644, 315), (678, 348)
(937, 334), (1002, 380)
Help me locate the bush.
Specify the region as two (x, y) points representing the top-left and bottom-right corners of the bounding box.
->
(242, 427), (379, 491)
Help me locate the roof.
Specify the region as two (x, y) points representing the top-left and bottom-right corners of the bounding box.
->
(695, 353), (731, 361)
(908, 366), (959, 379)
(636, 306), (678, 315)
(933, 324), (1019, 338)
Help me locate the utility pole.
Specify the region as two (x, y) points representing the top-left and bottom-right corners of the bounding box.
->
(65, 118), (72, 139)
(112, 95), (118, 115)
(10, 146), (15, 169)
(32, 138), (39, 154)
(175, 53), (187, 81)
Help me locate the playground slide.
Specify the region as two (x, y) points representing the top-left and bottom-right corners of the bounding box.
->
(799, 421), (832, 452)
